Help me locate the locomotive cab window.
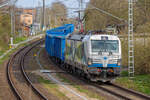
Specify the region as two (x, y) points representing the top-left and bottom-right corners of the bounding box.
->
(91, 40), (119, 53)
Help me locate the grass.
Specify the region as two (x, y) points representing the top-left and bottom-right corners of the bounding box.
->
(38, 77), (69, 100)
(56, 74), (105, 100)
(73, 85), (104, 99)
(0, 43), (28, 65)
(13, 37), (27, 44)
(0, 34), (40, 64)
(0, 36), (27, 57)
(0, 34), (42, 64)
(0, 14), (11, 56)
(115, 74), (150, 95)
(0, 50), (7, 57)
(0, 32), (42, 57)
(56, 74), (72, 83)
(0, 39), (10, 57)
(120, 70), (128, 77)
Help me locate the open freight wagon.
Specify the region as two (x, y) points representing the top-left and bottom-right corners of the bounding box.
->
(45, 24), (74, 62)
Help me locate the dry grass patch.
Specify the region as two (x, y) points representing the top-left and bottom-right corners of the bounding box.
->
(38, 77), (70, 100)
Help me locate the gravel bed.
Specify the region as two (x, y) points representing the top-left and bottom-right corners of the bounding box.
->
(0, 61), (16, 100)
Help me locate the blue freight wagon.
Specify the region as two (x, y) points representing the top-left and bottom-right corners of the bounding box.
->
(45, 24), (74, 61)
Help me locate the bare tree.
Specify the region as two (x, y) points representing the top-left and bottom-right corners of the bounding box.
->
(85, 0), (128, 32)
(48, 2), (67, 27)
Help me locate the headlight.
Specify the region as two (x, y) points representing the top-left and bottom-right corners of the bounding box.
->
(108, 69), (114, 73)
(117, 59), (121, 66)
(88, 58), (92, 65)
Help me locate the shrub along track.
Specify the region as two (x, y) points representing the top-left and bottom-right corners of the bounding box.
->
(7, 39), (48, 100)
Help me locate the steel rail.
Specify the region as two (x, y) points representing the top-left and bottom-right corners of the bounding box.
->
(82, 76), (150, 100)
(92, 83), (131, 100)
(20, 39), (48, 100)
(110, 83), (150, 100)
(7, 39), (47, 100)
(86, 79), (150, 100)
(7, 47), (25, 100)
(93, 82), (150, 100)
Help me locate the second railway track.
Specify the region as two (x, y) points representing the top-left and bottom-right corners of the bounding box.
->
(55, 62), (150, 100)
(7, 39), (48, 100)
(92, 82), (150, 100)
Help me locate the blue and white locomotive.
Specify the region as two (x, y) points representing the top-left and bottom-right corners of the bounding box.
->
(45, 24), (121, 82)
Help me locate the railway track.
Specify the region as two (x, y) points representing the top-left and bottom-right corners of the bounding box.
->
(7, 39), (48, 100)
(92, 82), (150, 100)
(54, 62), (150, 100)
(79, 75), (150, 100)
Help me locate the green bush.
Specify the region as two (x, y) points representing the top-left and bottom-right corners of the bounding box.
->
(0, 14), (11, 53)
(134, 44), (150, 74)
(121, 37), (150, 75)
(13, 37), (27, 44)
(121, 71), (128, 77)
(121, 39), (128, 67)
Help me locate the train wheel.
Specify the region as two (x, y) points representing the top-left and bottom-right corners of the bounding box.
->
(105, 81), (111, 84)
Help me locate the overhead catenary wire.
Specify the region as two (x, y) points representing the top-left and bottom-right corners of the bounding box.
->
(84, 2), (127, 22)
(0, 1), (9, 8)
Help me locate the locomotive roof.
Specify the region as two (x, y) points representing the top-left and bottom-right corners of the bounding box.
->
(66, 34), (85, 40)
(66, 34), (119, 41)
(90, 34), (119, 40)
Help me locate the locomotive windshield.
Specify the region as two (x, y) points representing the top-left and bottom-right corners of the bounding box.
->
(91, 40), (119, 52)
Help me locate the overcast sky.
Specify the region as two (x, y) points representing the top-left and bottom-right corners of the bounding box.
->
(16, 0), (90, 17)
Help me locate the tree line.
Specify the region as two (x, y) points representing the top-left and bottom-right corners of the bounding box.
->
(45, 1), (67, 28)
(84, 0), (150, 34)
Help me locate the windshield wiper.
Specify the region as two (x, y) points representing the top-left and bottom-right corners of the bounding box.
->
(109, 51), (113, 55)
(98, 50), (102, 55)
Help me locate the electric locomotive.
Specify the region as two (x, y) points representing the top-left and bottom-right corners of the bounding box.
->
(65, 34), (121, 82)
(45, 24), (121, 82)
